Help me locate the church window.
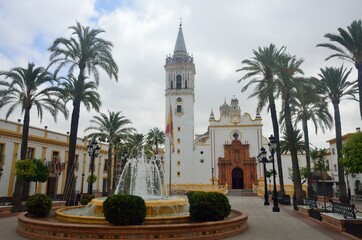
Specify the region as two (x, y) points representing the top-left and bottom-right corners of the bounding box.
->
(331, 148), (335, 155)
(177, 149), (180, 154)
(185, 80), (187, 89)
(177, 138), (180, 143)
(177, 127), (181, 131)
(200, 151), (204, 154)
(176, 75), (182, 89)
(170, 80), (174, 89)
(177, 97), (182, 102)
(177, 161), (180, 166)
(177, 171), (181, 177)
(176, 105), (182, 113)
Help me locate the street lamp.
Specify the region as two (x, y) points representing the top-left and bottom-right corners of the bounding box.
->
(87, 139), (100, 194)
(268, 135), (280, 212)
(259, 147), (270, 206)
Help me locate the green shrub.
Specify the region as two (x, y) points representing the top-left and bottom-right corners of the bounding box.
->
(26, 194), (52, 217)
(103, 194), (146, 225)
(80, 194), (95, 205)
(187, 191), (231, 222)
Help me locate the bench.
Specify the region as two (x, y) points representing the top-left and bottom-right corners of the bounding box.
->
(331, 202), (356, 219)
(321, 201), (362, 232)
(297, 198), (319, 217)
(303, 198), (318, 209)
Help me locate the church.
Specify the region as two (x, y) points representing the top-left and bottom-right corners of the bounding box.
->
(164, 24), (268, 191)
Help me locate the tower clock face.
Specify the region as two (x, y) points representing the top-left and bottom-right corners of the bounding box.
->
(231, 114), (240, 123)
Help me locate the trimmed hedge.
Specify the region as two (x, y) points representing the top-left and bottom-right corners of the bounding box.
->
(187, 191), (231, 222)
(80, 194), (95, 205)
(26, 194), (52, 217)
(103, 194), (146, 225)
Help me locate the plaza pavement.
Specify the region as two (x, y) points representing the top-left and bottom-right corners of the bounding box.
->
(0, 196), (360, 240)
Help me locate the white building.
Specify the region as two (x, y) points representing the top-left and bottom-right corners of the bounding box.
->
(163, 24), (304, 194)
(0, 119), (109, 198)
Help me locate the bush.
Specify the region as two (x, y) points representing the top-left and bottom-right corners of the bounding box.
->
(187, 191), (231, 222)
(103, 194), (146, 225)
(26, 194), (52, 217)
(80, 194), (95, 205)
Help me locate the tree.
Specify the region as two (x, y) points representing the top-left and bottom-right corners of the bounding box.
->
(0, 62), (66, 207)
(85, 110), (134, 195)
(316, 65), (357, 202)
(317, 20), (362, 119)
(237, 44), (286, 196)
(26, 159), (49, 194)
(125, 133), (146, 158)
(280, 129), (306, 154)
(342, 131), (362, 174)
(275, 53), (304, 204)
(49, 22), (118, 203)
(287, 78), (333, 197)
(146, 127), (165, 155)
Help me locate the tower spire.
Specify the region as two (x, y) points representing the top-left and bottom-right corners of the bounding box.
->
(173, 22), (187, 56)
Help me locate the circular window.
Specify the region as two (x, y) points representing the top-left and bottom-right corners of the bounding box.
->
(200, 151), (204, 154)
(177, 97), (182, 102)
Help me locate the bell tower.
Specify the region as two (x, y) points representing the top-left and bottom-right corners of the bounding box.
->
(164, 23), (196, 185)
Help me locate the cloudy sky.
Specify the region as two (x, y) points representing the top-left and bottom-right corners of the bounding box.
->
(0, 0), (361, 149)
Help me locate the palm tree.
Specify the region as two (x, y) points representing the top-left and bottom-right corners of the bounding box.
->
(49, 22), (118, 202)
(84, 110), (134, 195)
(288, 78), (333, 197)
(237, 44), (286, 196)
(317, 20), (362, 119)
(280, 129), (306, 154)
(316, 65), (357, 202)
(125, 133), (146, 158)
(275, 53), (305, 204)
(146, 127), (165, 155)
(0, 62), (67, 207)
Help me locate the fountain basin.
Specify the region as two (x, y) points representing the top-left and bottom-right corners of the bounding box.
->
(18, 209), (248, 239)
(56, 196), (190, 224)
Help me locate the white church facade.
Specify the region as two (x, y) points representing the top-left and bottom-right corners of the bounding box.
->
(163, 24), (291, 192)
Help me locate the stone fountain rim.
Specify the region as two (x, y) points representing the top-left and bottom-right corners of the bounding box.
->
(17, 209), (248, 239)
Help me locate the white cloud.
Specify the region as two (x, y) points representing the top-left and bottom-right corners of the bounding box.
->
(0, 0), (361, 149)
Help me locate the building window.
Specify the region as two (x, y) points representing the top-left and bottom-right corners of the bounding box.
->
(177, 149), (180, 154)
(177, 161), (180, 166)
(0, 144), (4, 166)
(185, 80), (187, 89)
(176, 75), (182, 89)
(176, 105), (182, 113)
(177, 97), (182, 102)
(26, 148), (35, 159)
(332, 148), (335, 155)
(333, 164), (337, 172)
(177, 171), (181, 177)
(104, 159), (108, 172)
(177, 127), (181, 131)
(177, 138), (180, 144)
(170, 80), (173, 89)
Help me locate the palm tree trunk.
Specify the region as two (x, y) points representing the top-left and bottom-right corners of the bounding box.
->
(302, 117), (313, 198)
(356, 64), (362, 119)
(333, 101), (347, 201)
(64, 73), (84, 205)
(269, 96), (285, 195)
(11, 108), (31, 207)
(284, 93), (303, 204)
(107, 143), (113, 195)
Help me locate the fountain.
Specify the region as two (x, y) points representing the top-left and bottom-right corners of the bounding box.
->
(55, 151), (190, 224)
(17, 149), (248, 239)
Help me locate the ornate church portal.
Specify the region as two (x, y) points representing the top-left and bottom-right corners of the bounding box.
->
(218, 136), (257, 190)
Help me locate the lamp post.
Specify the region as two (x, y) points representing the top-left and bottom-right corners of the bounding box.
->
(259, 147), (269, 205)
(211, 167), (215, 185)
(87, 139), (100, 194)
(268, 135), (280, 212)
(80, 173), (85, 194)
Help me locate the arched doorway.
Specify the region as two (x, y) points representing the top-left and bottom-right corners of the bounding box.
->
(232, 168), (244, 189)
